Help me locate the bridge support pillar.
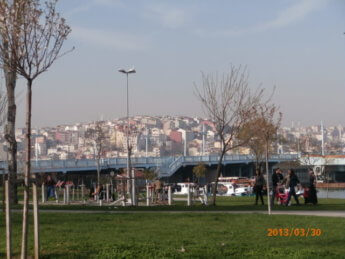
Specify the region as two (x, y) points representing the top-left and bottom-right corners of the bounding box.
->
(66, 185), (70, 205)
(63, 188), (66, 204)
(187, 185), (192, 206)
(204, 186), (208, 205)
(55, 188), (59, 203)
(110, 183), (114, 202)
(81, 184), (85, 203)
(146, 185), (150, 206)
(106, 184), (110, 203)
(168, 186), (172, 205)
(41, 183), (46, 203)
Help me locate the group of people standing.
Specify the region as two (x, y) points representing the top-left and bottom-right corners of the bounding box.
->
(253, 168), (318, 206)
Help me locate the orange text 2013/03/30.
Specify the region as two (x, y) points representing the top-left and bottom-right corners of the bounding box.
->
(267, 228), (322, 237)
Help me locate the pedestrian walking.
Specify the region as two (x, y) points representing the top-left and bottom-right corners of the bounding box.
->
(153, 179), (163, 203)
(46, 175), (56, 200)
(307, 169), (318, 205)
(285, 169), (300, 206)
(254, 169), (265, 205)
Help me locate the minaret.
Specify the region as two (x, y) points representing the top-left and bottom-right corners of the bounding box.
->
(202, 123), (205, 155)
(145, 128), (148, 158)
(321, 121), (325, 156)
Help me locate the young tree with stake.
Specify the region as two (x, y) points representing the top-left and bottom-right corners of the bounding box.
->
(86, 121), (106, 188)
(254, 103), (282, 214)
(0, 0), (72, 257)
(0, 0), (21, 206)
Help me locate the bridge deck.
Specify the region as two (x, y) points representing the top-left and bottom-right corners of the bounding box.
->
(0, 154), (297, 177)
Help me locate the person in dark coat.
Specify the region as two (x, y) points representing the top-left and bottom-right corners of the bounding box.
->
(307, 169), (318, 205)
(254, 169), (265, 205)
(285, 169), (300, 206)
(46, 175), (56, 199)
(271, 168), (284, 205)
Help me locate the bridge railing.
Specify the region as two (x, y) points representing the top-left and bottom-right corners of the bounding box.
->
(161, 154), (299, 177)
(181, 154), (256, 163)
(0, 154), (299, 174)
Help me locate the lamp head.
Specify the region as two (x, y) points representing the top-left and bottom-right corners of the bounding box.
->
(127, 68), (136, 74)
(118, 67), (136, 74)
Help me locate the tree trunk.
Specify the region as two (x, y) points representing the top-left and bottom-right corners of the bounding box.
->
(265, 141), (271, 215)
(212, 152), (225, 206)
(4, 61), (18, 205)
(2, 0), (20, 204)
(21, 79), (32, 259)
(96, 156), (100, 188)
(326, 169), (329, 199)
(32, 174), (40, 259)
(5, 180), (12, 259)
(2, 172), (5, 213)
(1, 6), (18, 258)
(128, 148), (135, 206)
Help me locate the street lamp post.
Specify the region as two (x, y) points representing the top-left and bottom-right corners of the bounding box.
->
(118, 67), (136, 206)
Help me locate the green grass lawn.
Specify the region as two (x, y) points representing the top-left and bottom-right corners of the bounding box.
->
(1, 212), (345, 258)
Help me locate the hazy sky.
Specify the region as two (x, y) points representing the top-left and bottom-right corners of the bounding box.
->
(5, 0), (345, 128)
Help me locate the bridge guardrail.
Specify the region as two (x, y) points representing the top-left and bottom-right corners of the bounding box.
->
(0, 154), (300, 176)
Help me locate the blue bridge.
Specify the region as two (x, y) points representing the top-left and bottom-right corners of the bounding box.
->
(0, 154), (298, 178)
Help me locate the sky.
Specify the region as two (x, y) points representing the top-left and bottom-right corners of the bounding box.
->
(4, 0), (345, 128)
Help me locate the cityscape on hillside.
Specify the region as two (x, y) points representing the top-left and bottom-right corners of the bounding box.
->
(1, 115), (343, 161)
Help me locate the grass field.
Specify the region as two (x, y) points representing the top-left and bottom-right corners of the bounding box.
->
(1, 195), (345, 258)
(1, 212), (345, 258)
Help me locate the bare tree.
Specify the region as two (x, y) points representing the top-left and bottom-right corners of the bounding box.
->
(254, 103), (282, 214)
(86, 121), (106, 187)
(0, 85), (7, 125)
(0, 0), (72, 257)
(0, 85), (10, 258)
(195, 65), (263, 206)
(0, 0), (21, 206)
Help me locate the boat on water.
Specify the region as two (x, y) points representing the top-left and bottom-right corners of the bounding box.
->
(173, 183), (197, 195)
(218, 176), (253, 185)
(216, 182), (251, 196)
(216, 177), (252, 196)
(173, 177), (253, 196)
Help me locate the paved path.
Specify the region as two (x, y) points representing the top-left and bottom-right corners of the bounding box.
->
(14, 210), (345, 218)
(270, 211), (345, 218)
